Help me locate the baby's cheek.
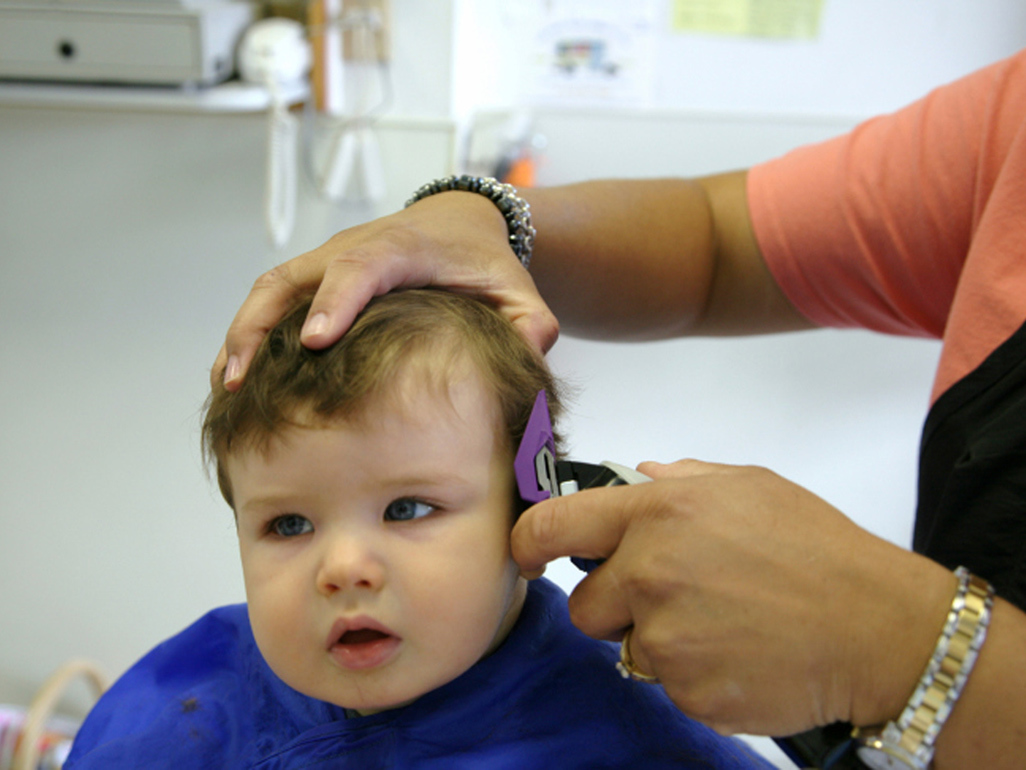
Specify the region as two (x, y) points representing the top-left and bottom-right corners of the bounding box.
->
(247, 591), (297, 659)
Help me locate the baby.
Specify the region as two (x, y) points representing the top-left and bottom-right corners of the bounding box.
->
(66, 289), (772, 768)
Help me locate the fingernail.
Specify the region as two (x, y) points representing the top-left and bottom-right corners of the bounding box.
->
(224, 355), (241, 384)
(302, 312), (329, 339)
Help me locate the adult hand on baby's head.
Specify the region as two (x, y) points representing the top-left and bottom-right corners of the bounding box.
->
(511, 459), (956, 738)
(213, 191), (559, 390)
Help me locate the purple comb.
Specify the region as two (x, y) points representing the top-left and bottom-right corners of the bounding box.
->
(514, 390), (558, 503)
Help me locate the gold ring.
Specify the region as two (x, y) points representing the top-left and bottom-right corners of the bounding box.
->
(616, 626), (659, 683)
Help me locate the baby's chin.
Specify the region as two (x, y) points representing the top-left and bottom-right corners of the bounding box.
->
(272, 659), (468, 717)
(347, 696), (418, 717)
(281, 676), (423, 717)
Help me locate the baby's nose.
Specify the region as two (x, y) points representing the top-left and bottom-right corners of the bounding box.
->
(315, 537), (386, 595)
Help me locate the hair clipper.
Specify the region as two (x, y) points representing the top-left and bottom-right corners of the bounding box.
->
(514, 391), (651, 572)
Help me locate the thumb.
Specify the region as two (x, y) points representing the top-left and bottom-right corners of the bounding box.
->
(511, 486), (632, 574)
(637, 458), (733, 480)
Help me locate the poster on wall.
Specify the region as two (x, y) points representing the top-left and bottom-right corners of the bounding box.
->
(520, 0), (658, 107)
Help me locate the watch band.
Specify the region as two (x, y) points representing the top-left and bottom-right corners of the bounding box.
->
(854, 566), (994, 769)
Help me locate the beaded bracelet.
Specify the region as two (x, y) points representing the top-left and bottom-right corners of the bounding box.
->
(405, 175), (536, 269)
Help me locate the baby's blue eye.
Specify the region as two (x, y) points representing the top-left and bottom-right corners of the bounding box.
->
(269, 514), (313, 537)
(384, 498), (434, 522)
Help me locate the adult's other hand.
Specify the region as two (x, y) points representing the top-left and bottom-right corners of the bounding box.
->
(213, 191), (558, 390)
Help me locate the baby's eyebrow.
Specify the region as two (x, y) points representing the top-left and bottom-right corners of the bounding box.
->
(377, 472), (474, 492)
(234, 493), (301, 514)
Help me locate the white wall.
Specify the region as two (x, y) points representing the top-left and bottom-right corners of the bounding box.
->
(1, 4), (1024, 766)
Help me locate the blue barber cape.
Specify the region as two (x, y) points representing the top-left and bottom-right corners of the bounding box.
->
(66, 579), (773, 769)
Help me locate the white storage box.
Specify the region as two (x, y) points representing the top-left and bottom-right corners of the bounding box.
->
(0, 1), (256, 86)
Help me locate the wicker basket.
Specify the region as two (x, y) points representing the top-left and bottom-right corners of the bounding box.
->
(5, 660), (107, 770)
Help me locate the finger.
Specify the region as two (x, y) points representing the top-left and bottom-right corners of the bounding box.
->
(507, 299), (560, 354)
(298, 264), (380, 350)
(621, 624), (660, 683)
(510, 486), (633, 574)
(636, 458), (736, 480)
(210, 343), (229, 389)
(518, 564), (546, 581)
(220, 259), (320, 389)
(564, 566), (633, 640)
(481, 279), (560, 355)
(298, 243), (422, 350)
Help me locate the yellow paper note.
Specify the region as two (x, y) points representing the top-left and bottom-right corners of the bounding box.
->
(671, 0), (824, 40)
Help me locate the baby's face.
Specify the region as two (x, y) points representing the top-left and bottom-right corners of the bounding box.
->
(228, 375), (526, 714)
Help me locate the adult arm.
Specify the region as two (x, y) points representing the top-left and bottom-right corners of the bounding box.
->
(510, 459), (1026, 769)
(213, 172), (811, 388)
(518, 174), (811, 340)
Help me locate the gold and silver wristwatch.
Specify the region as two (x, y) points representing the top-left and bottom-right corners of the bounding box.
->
(853, 567), (994, 769)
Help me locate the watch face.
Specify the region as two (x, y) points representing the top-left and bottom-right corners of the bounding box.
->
(856, 745), (914, 770)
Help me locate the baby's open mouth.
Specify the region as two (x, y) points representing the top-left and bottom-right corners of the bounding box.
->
(328, 622), (401, 670)
(338, 628), (390, 645)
